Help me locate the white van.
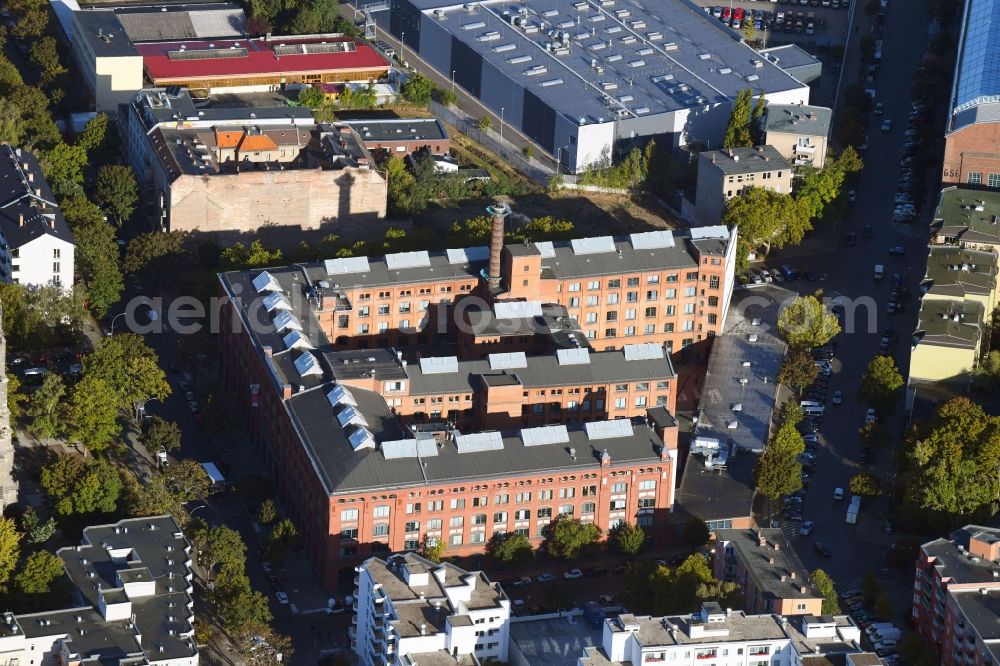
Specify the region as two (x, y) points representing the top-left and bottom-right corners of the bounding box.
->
(874, 639), (897, 650)
(803, 406), (825, 417)
(800, 400), (823, 409)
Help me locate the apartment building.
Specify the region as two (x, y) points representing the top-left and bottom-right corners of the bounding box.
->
(338, 118), (450, 158)
(932, 187), (1000, 251)
(922, 246), (999, 314)
(0, 515), (197, 666)
(913, 525), (1000, 666)
(712, 529), (823, 616)
(303, 223), (736, 355)
(762, 104), (831, 169)
(910, 298), (984, 384)
(352, 553), (510, 666)
(218, 251), (682, 591)
(119, 89), (385, 236)
(576, 605), (864, 666)
(695, 146), (792, 226)
(0, 145), (75, 289)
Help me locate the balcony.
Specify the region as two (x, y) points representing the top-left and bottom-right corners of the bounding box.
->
(795, 144), (817, 154)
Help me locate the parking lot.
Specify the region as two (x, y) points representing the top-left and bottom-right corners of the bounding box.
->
(690, 0), (853, 50)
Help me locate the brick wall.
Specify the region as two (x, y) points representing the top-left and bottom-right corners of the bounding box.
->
(943, 123), (1000, 187)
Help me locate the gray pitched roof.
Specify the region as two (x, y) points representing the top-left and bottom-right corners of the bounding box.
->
(699, 145), (791, 176)
(0, 145), (74, 250)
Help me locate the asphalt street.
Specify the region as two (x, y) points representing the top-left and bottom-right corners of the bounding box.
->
(750, 0), (934, 614)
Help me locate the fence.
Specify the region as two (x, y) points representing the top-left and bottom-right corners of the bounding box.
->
(430, 101), (554, 185)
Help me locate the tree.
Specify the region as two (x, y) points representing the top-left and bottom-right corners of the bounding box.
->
(0, 97), (24, 145)
(28, 37), (61, 73)
(219, 240), (284, 269)
(682, 516), (710, 547)
(213, 570), (272, 634)
(487, 532), (534, 565)
(755, 421), (804, 500)
(194, 526), (247, 579)
(41, 142), (87, 199)
(95, 165), (138, 226)
(266, 518), (299, 563)
(722, 88), (754, 149)
(122, 469), (178, 518)
(11, 9), (47, 39)
(643, 555), (741, 615)
(20, 507), (56, 544)
(400, 74), (434, 105)
(859, 355), (904, 413)
(0, 516), (20, 589)
(613, 522), (645, 555)
(420, 536), (446, 563)
(722, 188), (812, 267)
(903, 397), (1000, 517)
(257, 499), (278, 526)
(478, 115), (493, 132)
(795, 147), (864, 221)
(861, 571), (880, 603)
(141, 416), (182, 455)
(40, 454), (122, 516)
(973, 350), (1000, 392)
(27, 373), (65, 439)
(15, 551), (65, 594)
(124, 231), (192, 284)
(0, 283), (84, 350)
(777, 294), (841, 350)
(297, 86), (326, 109)
(77, 113), (110, 153)
(64, 196), (123, 318)
(164, 459), (211, 503)
(546, 517), (602, 560)
(67, 374), (120, 453)
(436, 87), (457, 106)
(811, 569), (841, 615)
(849, 472), (882, 497)
(778, 350), (820, 395)
(779, 400), (804, 427)
(82, 333), (171, 424)
(386, 156), (417, 217)
(742, 19), (756, 43)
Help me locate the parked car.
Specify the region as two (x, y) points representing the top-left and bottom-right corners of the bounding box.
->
(814, 541), (833, 557)
(865, 408), (877, 424)
(585, 566), (608, 577)
(834, 487), (844, 500)
(511, 577), (532, 587)
(888, 245), (906, 256)
(275, 591), (289, 605)
(832, 390), (843, 405)
(537, 573), (556, 583)
(799, 520), (815, 536)
(880, 119), (892, 132)
(564, 569), (583, 580)
(874, 102), (884, 115)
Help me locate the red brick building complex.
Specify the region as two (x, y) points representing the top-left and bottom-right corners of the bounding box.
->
(215, 221), (729, 589)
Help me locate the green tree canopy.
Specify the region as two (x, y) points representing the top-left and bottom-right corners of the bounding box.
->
(266, 518), (299, 563)
(400, 74), (434, 105)
(903, 397), (1000, 518)
(849, 472), (882, 497)
(546, 517), (602, 560)
(41, 142), (87, 199)
(973, 350), (1000, 393)
(20, 507), (56, 545)
(811, 569), (841, 615)
(386, 156), (418, 217)
(420, 536), (446, 563)
(755, 420), (805, 500)
(16, 551), (65, 595)
(682, 516), (710, 547)
(122, 469), (178, 519)
(297, 86), (326, 109)
(777, 294), (841, 350)
(141, 415), (182, 455)
(220, 240), (284, 270)
(40, 454), (122, 516)
(626, 555), (741, 615)
(193, 525), (247, 579)
(778, 350), (820, 395)
(614, 522), (646, 555)
(0, 516), (21, 589)
(0, 283), (84, 351)
(164, 459), (211, 504)
(95, 165), (139, 226)
(0, 97), (25, 145)
(77, 113), (110, 153)
(722, 88), (754, 149)
(779, 400), (804, 427)
(63, 196), (123, 318)
(26, 373), (65, 439)
(124, 231), (192, 283)
(722, 187), (811, 267)
(859, 355), (904, 413)
(257, 499), (278, 526)
(795, 147), (864, 221)
(82, 333), (171, 424)
(67, 374), (120, 453)
(487, 532), (534, 564)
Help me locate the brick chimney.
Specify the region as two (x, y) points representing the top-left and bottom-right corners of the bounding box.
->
(484, 197), (509, 289)
(17, 212), (23, 227)
(600, 449), (611, 467)
(282, 384), (292, 399)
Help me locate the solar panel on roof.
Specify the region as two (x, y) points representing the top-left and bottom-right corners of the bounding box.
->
(623, 343), (664, 361)
(535, 242), (556, 258)
(293, 351), (323, 377)
(263, 291), (292, 312)
(494, 301), (543, 319)
(556, 348), (590, 365)
(348, 426), (376, 451)
(167, 47), (248, 61)
(585, 419), (634, 440)
(337, 405), (369, 428)
(446, 246), (489, 264)
(252, 271), (282, 293)
(327, 384), (357, 407)
(629, 230), (675, 250)
(488, 352), (527, 370)
(521, 425), (570, 446)
(283, 329), (312, 350)
(419, 356), (459, 374)
(690, 225), (730, 240)
(381, 438), (439, 459)
(272, 310), (302, 332)
(571, 236), (617, 255)
(455, 431), (504, 454)
(273, 41), (356, 57)
(385, 251), (431, 270)
(325, 256), (370, 276)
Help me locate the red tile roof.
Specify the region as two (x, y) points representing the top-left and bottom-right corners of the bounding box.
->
(215, 130), (244, 148)
(137, 37), (389, 82)
(238, 133), (278, 151)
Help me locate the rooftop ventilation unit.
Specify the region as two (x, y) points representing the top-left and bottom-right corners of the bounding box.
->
(634, 106), (650, 114)
(540, 78), (564, 86)
(627, 59), (645, 68)
(521, 425), (570, 446)
(745, 74), (760, 81)
(651, 74), (674, 83)
(585, 419), (633, 440)
(663, 42), (678, 51)
(630, 230), (675, 249)
(698, 52), (712, 60)
(455, 431), (505, 453)
(493, 43), (516, 52)
(461, 20), (486, 30)
(419, 356), (459, 375)
(718, 67), (732, 74)
(637, 47), (653, 56)
(508, 54), (533, 64)
(489, 352), (528, 370)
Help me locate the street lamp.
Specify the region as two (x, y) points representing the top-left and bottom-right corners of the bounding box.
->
(110, 312), (127, 335)
(451, 70), (456, 94)
(500, 107), (505, 143)
(400, 32), (405, 67)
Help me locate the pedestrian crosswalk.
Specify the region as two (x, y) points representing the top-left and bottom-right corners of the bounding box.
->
(891, 220), (930, 239)
(780, 520), (802, 541)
